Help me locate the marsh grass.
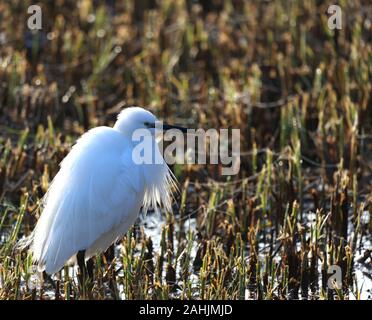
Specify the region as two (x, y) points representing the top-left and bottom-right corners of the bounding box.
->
(0, 0), (371, 300)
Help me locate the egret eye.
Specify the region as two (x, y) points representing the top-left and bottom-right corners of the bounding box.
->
(144, 122), (155, 128)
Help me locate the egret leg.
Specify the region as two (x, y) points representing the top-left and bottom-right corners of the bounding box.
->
(77, 250), (94, 299)
(104, 244), (118, 299)
(86, 258), (94, 280)
(77, 250), (94, 281)
(104, 244), (115, 263)
(42, 271), (57, 290)
(77, 250), (87, 286)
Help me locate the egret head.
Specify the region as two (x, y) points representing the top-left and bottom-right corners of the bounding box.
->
(114, 107), (158, 137)
(114, 106), (187, 138)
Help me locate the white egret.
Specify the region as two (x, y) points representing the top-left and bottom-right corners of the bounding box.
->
(20, 107), (186, 281)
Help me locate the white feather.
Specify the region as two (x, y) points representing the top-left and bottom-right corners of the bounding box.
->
(24, 107), (176, 274)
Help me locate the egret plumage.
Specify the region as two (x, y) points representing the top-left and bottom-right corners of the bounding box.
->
(21, 107), (185, 278)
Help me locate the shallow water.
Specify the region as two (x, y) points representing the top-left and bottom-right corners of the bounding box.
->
(1, 208), (371, 300)
(138, 211), (371, 300)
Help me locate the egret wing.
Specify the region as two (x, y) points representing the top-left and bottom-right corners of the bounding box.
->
(31, 127), (144, 274)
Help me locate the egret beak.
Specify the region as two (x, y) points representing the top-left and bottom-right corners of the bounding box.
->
(148, 122), (187, 132)
(162, 123), (188, 133)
